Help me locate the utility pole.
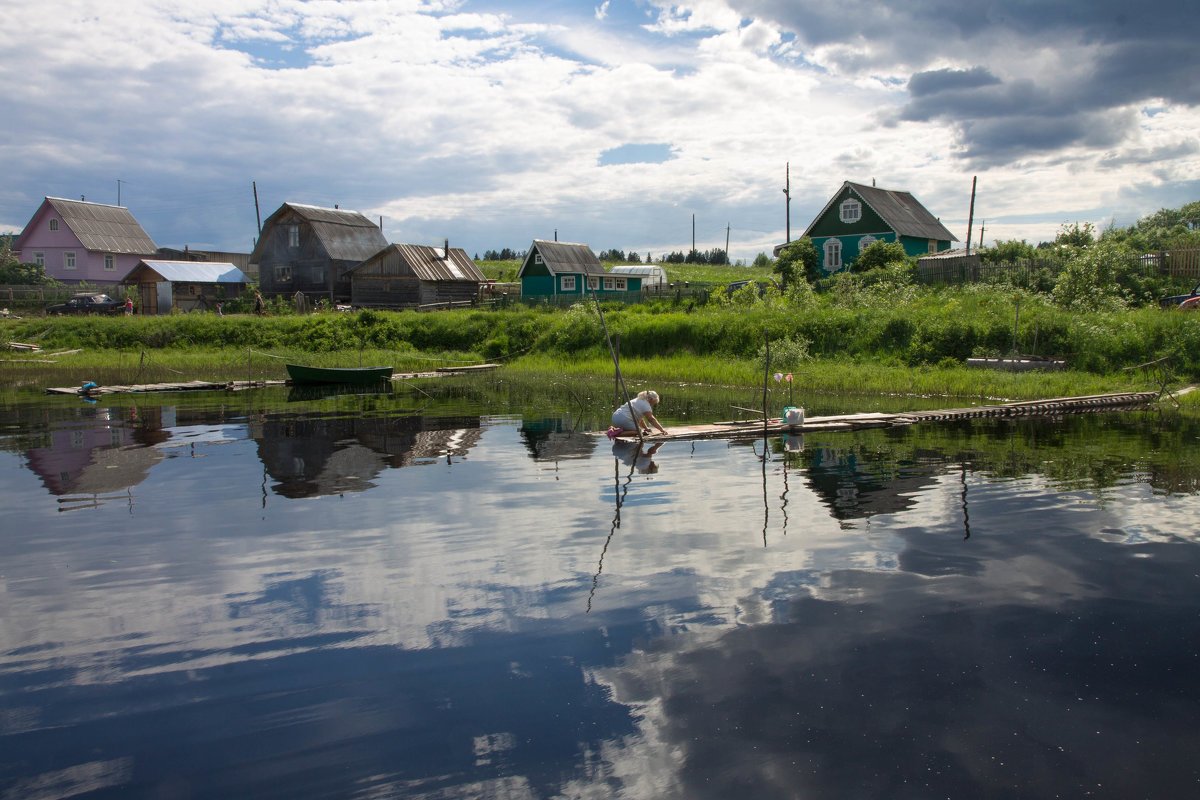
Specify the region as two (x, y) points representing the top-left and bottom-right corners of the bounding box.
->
(252, 181), (262, 235)
(965, 176), (977, 255)
(725, 222), (730, 264)
(782, 162), (791, 243)
(979, 220), (985, 249)
(117, 179), (123, 206)
(692, 214), (695, 256)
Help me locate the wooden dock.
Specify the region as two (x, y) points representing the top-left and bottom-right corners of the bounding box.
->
(612, 391), (1162, 442)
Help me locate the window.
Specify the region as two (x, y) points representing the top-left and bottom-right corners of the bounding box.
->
(104, 254), (115, 271)
(288, 225), (300, 248)
(34, 252), (44, 266)
(275, 265), (293, 282)
(534, 253), (543, 264)
(560, 275), (576, 291)
(603, 277), (614, 291)
(587, 276), (600, 290)
(49, 219), (59, 232)
(928, 239), (938, 253)
(839, 199), (861, 223)
(858, 235), (877, 251)
(614, 278), (627, 291)
(64, 251), (77, 270)
(823, 239), (842, 271)
(311, 266), (325, 284)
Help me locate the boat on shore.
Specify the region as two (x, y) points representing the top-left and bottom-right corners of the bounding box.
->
(285, 364), (394, 385)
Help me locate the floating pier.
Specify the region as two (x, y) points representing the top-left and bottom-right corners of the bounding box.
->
(614, 391), (1161, 442)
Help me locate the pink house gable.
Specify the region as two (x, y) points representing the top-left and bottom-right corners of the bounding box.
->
(15, 197), (158, 286)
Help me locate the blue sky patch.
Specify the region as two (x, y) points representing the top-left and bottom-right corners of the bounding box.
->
(599, 143), (676, 166)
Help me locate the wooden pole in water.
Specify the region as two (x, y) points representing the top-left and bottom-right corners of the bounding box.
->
(1012, 299), (1020, 357)
(613, 333), (620, 410)
(763, 332), (770, 439)
(591, 288), (641, 444)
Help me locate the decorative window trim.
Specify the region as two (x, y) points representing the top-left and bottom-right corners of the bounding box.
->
(64, 251), (77, 270)
(104, 254), (115, 271)
(823, 239), (842, 271)
(49, 218), (59, 232)
(839, 199), (861, 223)
(858, 235), (877, 251)
(560, 275), (576, 291)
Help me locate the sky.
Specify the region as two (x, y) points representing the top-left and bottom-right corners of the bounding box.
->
(2, 0), (1198, 264)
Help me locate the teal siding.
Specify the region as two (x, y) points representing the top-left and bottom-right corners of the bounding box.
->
(521, 275), (556, 297)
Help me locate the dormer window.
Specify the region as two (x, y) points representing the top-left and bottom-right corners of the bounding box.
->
(49, 219), (59, 231)
(840, 199), (861, 223)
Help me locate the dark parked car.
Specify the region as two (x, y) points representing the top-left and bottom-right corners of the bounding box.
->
(1159, 281), (1200, 308)
(46, 293), (123, 315)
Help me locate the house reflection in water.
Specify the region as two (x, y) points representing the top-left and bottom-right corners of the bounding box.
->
(21, 406), (170, 506)
(519, 416), (599, 462)
(253, 412), (484, 499)
(797, 443), (953, 522)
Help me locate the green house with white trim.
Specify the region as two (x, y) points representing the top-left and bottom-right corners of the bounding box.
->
(517, 239), (642, 300)
(800, 181), (958, 274)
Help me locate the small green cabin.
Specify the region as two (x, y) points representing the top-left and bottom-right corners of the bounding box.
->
(517, 239), (641, 301)
(801, 181), (958, 274)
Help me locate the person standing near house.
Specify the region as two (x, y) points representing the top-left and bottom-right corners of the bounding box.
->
(254, 290), (265, 315)
(124, 296), (133, 316)
(607, 390), (667, 439)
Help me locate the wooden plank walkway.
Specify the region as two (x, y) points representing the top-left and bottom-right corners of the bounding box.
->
(45, 364), (500, 396)
(611, 391), (1161, 442)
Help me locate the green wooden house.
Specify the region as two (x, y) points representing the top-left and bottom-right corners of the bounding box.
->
(517, 239), (641, 301)
(801, 181), (958, 274)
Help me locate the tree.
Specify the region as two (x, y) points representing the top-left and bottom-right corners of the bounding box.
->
(0, 235), (55, 285)
(1055, 222), (1096, 247)
(852, 240), (910, 273)
(774, 237), (819, 287)
(980, 239), (1037, 264)
(752, 252), (772, 269)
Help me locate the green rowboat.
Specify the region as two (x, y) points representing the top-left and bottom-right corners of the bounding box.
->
(285, 364), (394, 385)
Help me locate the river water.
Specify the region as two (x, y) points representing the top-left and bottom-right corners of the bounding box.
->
(2, 387), (1199, 799)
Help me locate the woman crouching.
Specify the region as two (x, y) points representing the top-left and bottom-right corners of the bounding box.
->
(607, 390), (667, 440)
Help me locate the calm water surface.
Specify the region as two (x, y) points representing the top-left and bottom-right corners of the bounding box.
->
(2, 388), (1199, 799)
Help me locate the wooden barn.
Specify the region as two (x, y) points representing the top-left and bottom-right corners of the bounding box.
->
(350, 241), (486, 309)
(123, 260), (250, 315)
(250, 203), (387, 301)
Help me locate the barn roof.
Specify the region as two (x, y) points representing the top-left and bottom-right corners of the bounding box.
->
(257, 202), (388, 263)
(131, 260), (250, 283)
(42, 197), (158, 254)
(805, 182), (958, 242)
(529, 239), (606, 276)
(356, 243), (486, 282)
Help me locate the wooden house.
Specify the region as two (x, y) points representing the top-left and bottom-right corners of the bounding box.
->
(350, 241), (485, 309)
(14, 197), (158, 286)
(797, 181), (958, 274)
(122, 260), (251, 315)
(250, 203), (387, 301)
(517, 239), (638, 301)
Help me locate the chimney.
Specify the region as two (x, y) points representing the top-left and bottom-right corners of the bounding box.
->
(444, 239), (449, 259)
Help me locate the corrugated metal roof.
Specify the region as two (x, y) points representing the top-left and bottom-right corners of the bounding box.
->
(275, 203), (388, 262)
(45, 197), (158, 254)
(137, 261), (250, 283)
(843, 182), (959, 242)
(398, 244), (485, 282)
(531, 239), (606, 275)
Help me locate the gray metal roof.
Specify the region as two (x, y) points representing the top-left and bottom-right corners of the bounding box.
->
(272, 203), (388, 262)
(530, 239), (606, 275)
(44, 197), (158, 254)
(842, 182), (958, 241)
(357, 244), (485, 282)
(136, 260), (251, 283)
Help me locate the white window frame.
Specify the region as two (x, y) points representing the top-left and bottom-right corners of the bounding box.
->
(560, 275), (576, 292)
(64, 251), (77, 270)
(603, 277), (614, 291)
(824, 239), (842, 271)
(614, 277), (627, 291)
(587, 276), (600, 290)
(839, 199), (861, 223)
(34, 252), (45, 266)
(534, 253), (543, 264)
(49, 218), (59, 232)
(104, 254), (115, 271)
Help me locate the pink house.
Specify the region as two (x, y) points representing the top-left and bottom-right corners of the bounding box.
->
(15, 197), (158, 286)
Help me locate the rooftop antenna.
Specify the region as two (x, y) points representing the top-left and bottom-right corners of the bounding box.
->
(117, 179), (123, 206)
(782, 163), (791, 243)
